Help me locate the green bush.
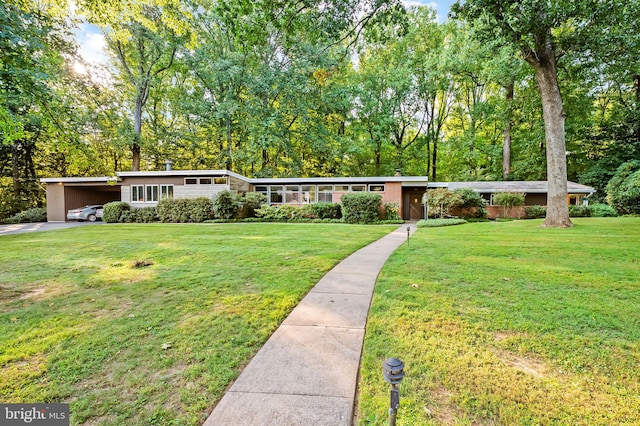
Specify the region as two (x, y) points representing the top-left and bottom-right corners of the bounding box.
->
(569, 205), (591, 217)
(417, 218), (467, 228)
(156, 198), (212, 223)
(423, 188), (463, 218)
(254, 204), (304, 221)
(524, 205), (546, 219)
(606, 161), (640, 214)
(309, 202), (342, 219)
(212, 190), (240, 219)
(383, 202), (401, 220)
(241, 192), (267, 217)
(103, 202), (130, 223)
(189, 197), (214, 222)
(589, 203), (618, 217)
(131, 207), (157, 223)
(3, 207), (47, 224)
(341, 192), (381, 224)
(493, 192), (525, 218)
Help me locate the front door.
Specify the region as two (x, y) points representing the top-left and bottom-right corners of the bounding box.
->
(409, 192), (424, 220)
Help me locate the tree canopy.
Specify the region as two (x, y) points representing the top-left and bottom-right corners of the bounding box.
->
(2, 0), (639, 223)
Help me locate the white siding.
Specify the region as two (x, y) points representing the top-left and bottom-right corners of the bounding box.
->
(174, 185), (229, 199)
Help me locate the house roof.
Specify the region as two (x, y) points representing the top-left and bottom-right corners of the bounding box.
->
(40, 176), (120, 183)
(41, 171), (595, 194)
(433, 181), (595, 194)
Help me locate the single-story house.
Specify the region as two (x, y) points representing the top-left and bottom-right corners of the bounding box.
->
(41, 169), (595, 222)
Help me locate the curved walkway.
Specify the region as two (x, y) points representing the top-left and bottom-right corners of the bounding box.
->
(205, 223), (417, 426)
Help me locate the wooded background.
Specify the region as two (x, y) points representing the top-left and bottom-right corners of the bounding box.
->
(2, 0), (639, 219)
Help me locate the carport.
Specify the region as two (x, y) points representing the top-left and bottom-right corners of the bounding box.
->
(40, 177), (121, 222)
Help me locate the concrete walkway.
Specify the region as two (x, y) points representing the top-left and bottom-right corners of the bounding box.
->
(205, 223), (417, 426)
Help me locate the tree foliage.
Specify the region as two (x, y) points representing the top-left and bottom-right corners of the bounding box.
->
(2, 0), (640, 223)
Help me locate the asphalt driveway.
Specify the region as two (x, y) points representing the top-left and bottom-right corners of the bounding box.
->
(0, 222), (103, 236)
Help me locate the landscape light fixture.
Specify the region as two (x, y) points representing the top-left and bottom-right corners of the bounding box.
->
(382, 357), (405, 426)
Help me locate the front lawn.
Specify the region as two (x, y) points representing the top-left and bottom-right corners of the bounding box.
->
(0, 223), (396, 425)
(358, 217), (640, 425)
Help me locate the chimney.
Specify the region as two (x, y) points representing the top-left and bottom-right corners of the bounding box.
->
(165, 159), (173, 171)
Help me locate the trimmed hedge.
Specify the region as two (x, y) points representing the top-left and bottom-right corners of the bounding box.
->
(102, 202), (130, 223)
(341, 192), (382, 224)
(569, 205), (590, 217)
(524, 205), (546, 219)
(156, 198), (213, 223)
(417, 218), (467, 228)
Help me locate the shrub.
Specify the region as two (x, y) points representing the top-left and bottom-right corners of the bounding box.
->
(417, 218), (467, 228)
(212, 190), (240, 219)
(423, 188), (463, 218)
(492, 192), (525, 218)
(341, 192), (382, 224)
(103, 202), (130, 223)
(589, 203), (617, 217)
(309, 202), (342, 219)
(569, 205), (591, 217)
(255, 204), (305, 221)
(133, 207), (158, 223)
(3, 207), (47, 224)
(524, 205), (546, 219)
(241, 192), (267, 218)
(606, 161), (640, 214)
(383, 202), (401, 220)
(157, 198), (189, 222)
(189, 197), (214, 222)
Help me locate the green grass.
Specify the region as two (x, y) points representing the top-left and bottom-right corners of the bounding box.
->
(0, 223), (396, 425)
(358, 217), (640, 425)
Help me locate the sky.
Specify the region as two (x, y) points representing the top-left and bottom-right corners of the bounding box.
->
(73, 0), (456, 70)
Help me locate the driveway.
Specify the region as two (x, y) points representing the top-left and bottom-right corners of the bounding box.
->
(0, 222), (103, 236)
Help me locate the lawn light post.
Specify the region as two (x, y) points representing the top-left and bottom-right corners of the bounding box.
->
(382, 357), (405, 426)
(406, 226), (410, 245)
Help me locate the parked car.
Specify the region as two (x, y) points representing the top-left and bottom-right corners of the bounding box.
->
(67, 205), (103, 222)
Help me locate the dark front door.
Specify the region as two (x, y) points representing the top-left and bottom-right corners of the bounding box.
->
(409, 191), (424, 220)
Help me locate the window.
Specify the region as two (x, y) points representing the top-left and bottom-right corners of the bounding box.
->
(318, 185), (333, 203)
(301, 185), (316, 203)
(285, 186), (300, 203)
(270, 185), (283, 203)
(351, 184), (366, 192)
(199, 177), (212, 185)
(146, 185), (159, 202)
(185, 178), (198, 185)
(160, 184), (174, 199)
(131, 185), (144, 202)
(214, 177), (228, 185)
(334, 185), (349, 192)
(369, 185), (385, 192)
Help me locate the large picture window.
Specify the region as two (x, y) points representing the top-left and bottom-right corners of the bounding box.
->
(146, 185), (159, 202)
(160, 184), (173, 199)
(301, 185), (316, 203)
(318, 185), (333, 203)
(270, 185), (283, 203)
(285, 186), (300, 203)
(131, 185), (144, 202)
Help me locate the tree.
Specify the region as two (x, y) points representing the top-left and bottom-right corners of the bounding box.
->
(451, 1), (588, 227)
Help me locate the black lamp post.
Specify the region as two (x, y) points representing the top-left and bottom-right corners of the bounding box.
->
(406, 226), (410, 245)
(382, 357), (405, 426)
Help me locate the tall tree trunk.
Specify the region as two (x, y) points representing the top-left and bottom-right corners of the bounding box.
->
(503, 82), (514, 178)
(526, 41), (572, 228)
(132, 95), (144, 171)
(226, 114), (232, 171)
(11, 143), (21, 196)
(634, 74), (640, 142)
